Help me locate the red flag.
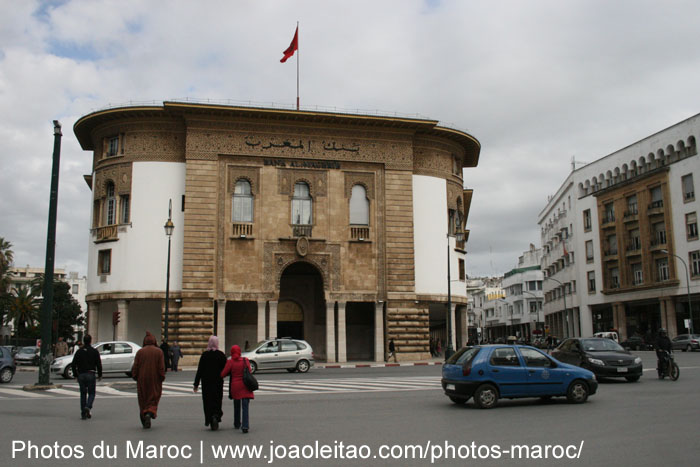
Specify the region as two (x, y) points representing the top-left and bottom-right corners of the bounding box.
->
(280, 26), (298, 63)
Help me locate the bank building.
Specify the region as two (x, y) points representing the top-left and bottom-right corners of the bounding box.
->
(74, 101), (481, 364)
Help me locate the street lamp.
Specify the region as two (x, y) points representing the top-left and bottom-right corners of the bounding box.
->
(445, 231), (464, 360)
(545, 276), (568, 338)
(661, 249), (694, 335)
(163, 199), (174, 343)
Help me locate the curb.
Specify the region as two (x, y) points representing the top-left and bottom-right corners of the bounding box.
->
(316, 362), (443, 369)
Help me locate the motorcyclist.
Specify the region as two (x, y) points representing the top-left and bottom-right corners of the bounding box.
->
(655, 328), (673, 376)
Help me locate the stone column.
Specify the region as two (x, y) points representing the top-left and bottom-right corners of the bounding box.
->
(660, 298), (677, 336)
(257, 301), (266, 342)
(216, 299), (226, 352)
(449, 303), (457, 350)
(87, 301), (99, 341)
(573, 308), (580, 337)
(615, 302), (627, 341)
(268, 301), (278, 339)
(337, 302), (347, 363)
(116, 300), (129, 341)
(374, 302), (384, 362)
(326, 301), (336, 363)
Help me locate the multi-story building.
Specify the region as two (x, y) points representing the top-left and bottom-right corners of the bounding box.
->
(74, 101), (481, 363)
(472, 279), (506, 342)
(540, 113), (699, 340)
(501, 245), (543, 341)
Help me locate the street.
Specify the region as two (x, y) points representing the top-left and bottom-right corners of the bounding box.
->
(1, 351), (699, 466)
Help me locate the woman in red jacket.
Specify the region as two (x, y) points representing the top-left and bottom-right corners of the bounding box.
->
(220, 344), (254, 432)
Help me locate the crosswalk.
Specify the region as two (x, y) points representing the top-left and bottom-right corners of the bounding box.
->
(0, 376), (441, 401)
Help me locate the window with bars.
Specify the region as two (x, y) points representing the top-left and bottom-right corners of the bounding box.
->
(232, 179), (254, 223)
(657, 259), (669, 282)
(106, 182), (116, 226)
(291, 182), (312, 225)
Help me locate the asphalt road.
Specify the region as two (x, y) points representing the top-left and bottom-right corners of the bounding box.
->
(2, 351), (699, 466)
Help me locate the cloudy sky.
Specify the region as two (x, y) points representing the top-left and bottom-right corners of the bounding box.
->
(2, 0), (700, 278)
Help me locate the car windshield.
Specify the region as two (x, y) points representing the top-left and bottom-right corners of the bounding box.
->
(20, 347), (36, 354)
(581, 339), (624, 352)
(445, 347), (480, 365)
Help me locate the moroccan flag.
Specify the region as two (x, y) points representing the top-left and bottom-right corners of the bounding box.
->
(280, 26), (298, 63)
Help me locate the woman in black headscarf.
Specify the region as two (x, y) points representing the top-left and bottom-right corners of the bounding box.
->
(193, 335), (227, 430)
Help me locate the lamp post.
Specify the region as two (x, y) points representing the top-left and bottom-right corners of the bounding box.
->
(163, 199), (174, 343)
(445, 231), (464, 360)
(661, 250), (694, 335)
(545, 276), (568, 338)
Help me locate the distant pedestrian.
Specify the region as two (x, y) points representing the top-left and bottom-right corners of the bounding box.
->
(436, 339), (442, 356)
(160, 339), (171, 372)
(132, 332), (165, 429)
(387, 339), (397, 362)
(71, 334), (102, 420)
(220, 345), (255, 433)
(193, 336), (227, 430)
(55, 337), (69, 358)
(429, 337), (435, 357)
(170, 341), (183, 372)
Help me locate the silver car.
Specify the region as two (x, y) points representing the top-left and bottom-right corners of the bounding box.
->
(672, 334), (700, 352)
(242, 338), (314, 374)
(51, 341), (142, 378)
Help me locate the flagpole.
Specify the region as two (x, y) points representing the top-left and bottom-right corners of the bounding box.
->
(296, 21), (300, 110)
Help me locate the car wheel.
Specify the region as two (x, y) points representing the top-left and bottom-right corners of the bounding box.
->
(249, 361), (258, 374)
(625, 375), (640, 382)
(286, 368), (296, 373)
(449, 396), (466, 405)
(687, 345), (692, 353)
(0, 367), (13, 384)
(566, 380), (589, 404)
(63, 366), (75, 379)
(670, 363), (680, 381)
(296, 359), (310, 373)
(473, 384), (498, 409)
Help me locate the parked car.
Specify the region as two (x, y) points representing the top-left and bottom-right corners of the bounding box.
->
(671, 334), (700, 352)
(593, 331), (619, 343)
(14, 346), (40, 365)
(441, 345), (597, 408)
(551, 337), (642, 382)
(51, 341), (141, 378)
(241, 338), (314, 374)
(0, 346), (17, 383)
(620, 336), (653, 351)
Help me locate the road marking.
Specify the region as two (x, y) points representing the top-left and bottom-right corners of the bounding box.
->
(0, 388), (50, 398)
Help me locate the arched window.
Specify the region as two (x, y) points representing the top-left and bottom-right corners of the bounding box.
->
(232, 179), (253, 222)
(106, 182), (116, 225)
(349, 184), (369, 225)
(291, 182), (312, 225)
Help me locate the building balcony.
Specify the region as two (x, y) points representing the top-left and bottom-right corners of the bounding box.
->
(650, 234), (667, 250)
(93, 225), (118, 243)
(350, 226), (370, 241)
(601, 215), (615, 227)
(648, 200), (664, 215)
(623, 209), (638, 223)
(292, 224), (313, 237)
(231, 222), (254, 238)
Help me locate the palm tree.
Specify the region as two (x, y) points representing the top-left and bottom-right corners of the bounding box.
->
(0, 237), (13, 292)
(3, 286), (40, 342)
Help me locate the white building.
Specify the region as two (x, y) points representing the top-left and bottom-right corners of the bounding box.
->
(501, 245), (544, 341)
(539, 113), (699, 340)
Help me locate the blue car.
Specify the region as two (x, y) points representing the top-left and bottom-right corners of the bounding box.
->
(441, 345), (597, 409)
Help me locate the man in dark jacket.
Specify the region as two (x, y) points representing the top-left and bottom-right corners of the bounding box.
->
(71, 334), (102, 420)
(655, 328), (673, 376)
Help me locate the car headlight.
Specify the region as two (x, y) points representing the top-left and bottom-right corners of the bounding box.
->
(634, 357), (642, 364)
(587, 357), (605, 366)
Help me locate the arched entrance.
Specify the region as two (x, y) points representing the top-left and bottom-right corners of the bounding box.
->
(279, 261), (326, 357)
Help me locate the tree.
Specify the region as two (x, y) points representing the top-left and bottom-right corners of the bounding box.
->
(0, 237), (14, 324)
(30, 275), (85, 342)
(3, 286), (40, 341)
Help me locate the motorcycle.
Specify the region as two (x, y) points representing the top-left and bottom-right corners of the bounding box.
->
(657, 350), (679, 381)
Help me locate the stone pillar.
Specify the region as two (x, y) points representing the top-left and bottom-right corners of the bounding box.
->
(374, 302), (384, 362)
(337, 302), (347, 363)
(660, 298), (677, 336)
(615, 303), (627, 341)
(216, 299), (226, 352)
(326, 301), (336, 363)
(257, 301), (266, 342)
(449, 303), (457, 350)
(573, 308), (580, 337)
(116, 300), (129, 341)
(87, 301), (99, 341)
(268, 301), (278, 339)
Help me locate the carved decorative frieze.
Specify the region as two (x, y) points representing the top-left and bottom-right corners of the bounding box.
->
(227, 165), (260, 194)
(278, 169), (328, 197)
(263, 241), (341, 292)
(94, 163), (132, 199)
(447, 181), (463, 211)
(344, 171), (376, 199)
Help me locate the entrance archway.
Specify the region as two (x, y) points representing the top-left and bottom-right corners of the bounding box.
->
(279, 261), (326, 357)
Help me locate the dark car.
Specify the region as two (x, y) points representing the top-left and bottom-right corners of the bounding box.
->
(441, 345), (597, 409)
(551, 338), (642, 382)
(620, 336), (653, 351)
(1, 346), (17, 383)
(671, 334), (700, 352)
(14, 346), (40, 365)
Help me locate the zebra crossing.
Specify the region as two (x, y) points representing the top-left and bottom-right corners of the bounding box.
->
(0, 376), (442, 401)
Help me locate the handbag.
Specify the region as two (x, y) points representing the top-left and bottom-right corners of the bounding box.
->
(242, 358), (258, 391)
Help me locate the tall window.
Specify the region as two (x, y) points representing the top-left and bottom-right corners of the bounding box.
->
(629, 229), (641, 250)
(585, 240), (594, 262)
(603, 202), (615, 223)
(291, 182), (312, 225)
(98, 249), (111, 275)
(649, 186), (663, 208)
(107, 136), (119, 157)
(106, 182), (116, 225)
(583, 209), (592, 231)
(682, 174), (695, 202)
(652, 222), (666, 245)
(631, 263), (643, 285)
(687, 212), (698, 240)
(349, 184), (369, 225)
(606, 234), (617, 255)
(609, 267), (620, 289)
(626, 195), (638, 215)
(232, 179), (254, 222)
(691, 250), (700, 277)
(120, 195), (130, 224)
(587, 271), (596, 292)
(657, 258), (669, 282)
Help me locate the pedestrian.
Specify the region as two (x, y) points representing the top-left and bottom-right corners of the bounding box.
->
(170, 341), (183, 372)
(160, 339), (171, 372)
(131, 331), (165, 429)
(220, 344), (255, 433)
(387, 339), (397, 362)
(429, 337), (435, 357)
(436, 338), (442, 356)
(193, 336), (227, 430)
(55, 337), (69, 358)
(71, 334), (102, 420)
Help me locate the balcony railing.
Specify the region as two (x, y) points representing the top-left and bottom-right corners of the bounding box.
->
(94, 225), (118, 242)
(292, 224), (313, 237)
(232, 223), (253, 237)
(350, 226), (370, 241)
(648, 200), (664, 210)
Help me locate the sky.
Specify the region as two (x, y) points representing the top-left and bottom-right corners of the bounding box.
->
(2, 0), (700, 278)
